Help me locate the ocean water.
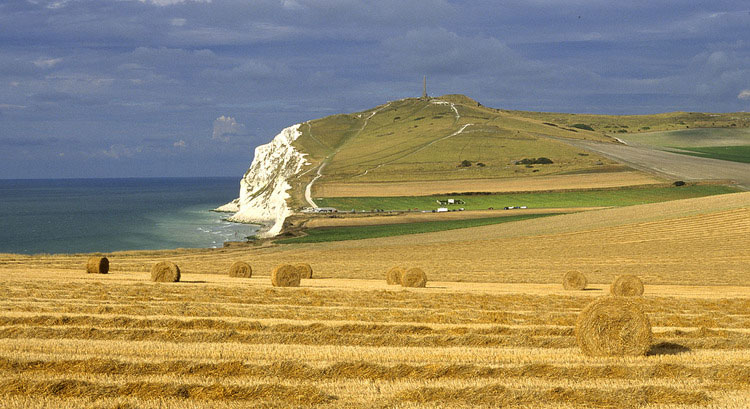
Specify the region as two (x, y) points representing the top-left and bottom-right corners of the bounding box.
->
(0, 178), (258, 254)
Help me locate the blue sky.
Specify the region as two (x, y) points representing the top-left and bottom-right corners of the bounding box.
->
(1, 0), (748, 178)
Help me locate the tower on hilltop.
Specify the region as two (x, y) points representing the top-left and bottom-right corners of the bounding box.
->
(422, 76), (427, 99)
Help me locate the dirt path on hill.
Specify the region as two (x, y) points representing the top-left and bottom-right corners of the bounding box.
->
(557, 138), (750, 190)
(305, 104), (391, 207)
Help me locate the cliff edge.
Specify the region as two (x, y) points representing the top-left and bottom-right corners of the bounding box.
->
(217, 124), (308, 237)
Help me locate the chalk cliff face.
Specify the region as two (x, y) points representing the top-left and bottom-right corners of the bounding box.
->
(219, 124), (308, 237)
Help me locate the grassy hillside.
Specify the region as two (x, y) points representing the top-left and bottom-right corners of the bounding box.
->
(303, 96), (615, 184)
(677, 146), (750, 163)
(617, 128), (750, 164)
(509, 110), (750, 134)
(279, 95), (750, 210)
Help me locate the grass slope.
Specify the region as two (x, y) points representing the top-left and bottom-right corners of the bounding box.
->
(276, 213), (556, 244)
(621, 128), (750, 148)
(302, 96), (615, 184)
(676, 146), (750, 164)
(510, 111), (750, 134)
(316, 185), (739, 212)
(274, 95), (749, 209)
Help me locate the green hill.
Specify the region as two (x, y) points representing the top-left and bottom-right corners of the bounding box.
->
(284, 95), (749, 209)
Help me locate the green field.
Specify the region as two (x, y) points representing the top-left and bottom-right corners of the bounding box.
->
(674, 146), (750, 164)
(277, 213), (556, 244)
(615, 128), (750, 164)
(316, 185), (739, 212)
(620, 128), (750, 148)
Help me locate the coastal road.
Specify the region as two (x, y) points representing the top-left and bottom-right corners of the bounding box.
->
(558, 138), (750, 190)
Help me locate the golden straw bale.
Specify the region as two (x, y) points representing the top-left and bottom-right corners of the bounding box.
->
(271, 264), (301, 287)
(610, 274), (645, 296)
(386, 267), (405, 285)
(562, 271), (587, 290)
(295, 263), (313, 279)
(228, 261), (252, 278)
(575, 296), (652, 357)
(401, 268), (427, 288)
(86, 256), (109, 274)
(150, 261), (181, 283)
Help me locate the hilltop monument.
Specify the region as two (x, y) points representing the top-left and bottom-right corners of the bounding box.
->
(422, 76), (428, 98)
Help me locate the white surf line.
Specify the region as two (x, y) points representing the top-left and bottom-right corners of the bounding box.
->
(303, 103), (390, 207)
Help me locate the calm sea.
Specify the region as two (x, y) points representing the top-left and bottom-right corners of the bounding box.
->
(0, 178), (258, 254)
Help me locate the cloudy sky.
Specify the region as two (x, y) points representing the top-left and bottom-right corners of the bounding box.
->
(1, 0), (748, 178)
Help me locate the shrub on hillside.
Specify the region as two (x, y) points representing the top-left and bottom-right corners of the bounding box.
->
(515, 157), (553, 165)
(571, 123), (595, 131)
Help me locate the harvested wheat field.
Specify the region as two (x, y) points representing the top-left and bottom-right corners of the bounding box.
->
(314, 171), (662, 197)
(0, 193), (749, 408)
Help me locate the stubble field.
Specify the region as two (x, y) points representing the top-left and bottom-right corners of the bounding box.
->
(0, 192), (749, 408)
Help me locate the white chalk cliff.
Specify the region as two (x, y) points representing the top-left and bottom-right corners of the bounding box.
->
(217, 124), (308, 237)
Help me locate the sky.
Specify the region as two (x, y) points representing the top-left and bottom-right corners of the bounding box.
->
(0, 0), (749, 179)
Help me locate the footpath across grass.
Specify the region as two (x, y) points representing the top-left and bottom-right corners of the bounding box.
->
(277, 213), (556, 244)
(315, 185), (739, 212)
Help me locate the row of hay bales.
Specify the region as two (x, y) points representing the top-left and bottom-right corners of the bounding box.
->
(85, 256), (313, 287)
(565, 272), (651, 357)
(386, 267), (427, 288)
(89, 256), (650, 357)
(563, 270), (645, 296)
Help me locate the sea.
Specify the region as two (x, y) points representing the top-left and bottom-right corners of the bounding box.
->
(0, 177), (259, 254)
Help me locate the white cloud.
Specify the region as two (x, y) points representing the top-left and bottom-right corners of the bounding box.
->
(173, 139), (186, 148)
(33, 58), (62, 69)
(281, 0), (304, 10)
(739, 90), (750, 100)
(47, 0), (70, 9)
(170, 18), (187, 26)
(212, 115), (245, 142)
(101, 144), (142, 159)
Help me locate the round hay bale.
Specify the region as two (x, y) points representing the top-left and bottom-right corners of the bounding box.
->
(150, 261), (181, 283)
(86, 256), (109, 274)
(271, 264), (301, 287)
(295, 263), (313, 279)
(610, 274), (644, 296)
(386, 267), (405, 285)
(228, 261), (252, 278)
(562, 271), (587, 291)
(575, 296), (652, 357)
(401, 268), (427, 288)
